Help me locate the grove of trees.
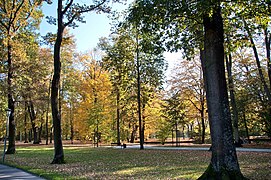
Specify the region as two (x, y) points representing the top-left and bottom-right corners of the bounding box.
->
(0, 0), (270, 179)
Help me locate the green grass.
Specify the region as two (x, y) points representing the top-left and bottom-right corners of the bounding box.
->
(2, 145), (271, 180)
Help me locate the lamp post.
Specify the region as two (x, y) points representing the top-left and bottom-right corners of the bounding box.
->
(2, 108), (11, 163)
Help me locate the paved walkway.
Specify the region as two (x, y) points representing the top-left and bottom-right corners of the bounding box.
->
(0, 164), (45, 180)
(114, 144), (271, 153)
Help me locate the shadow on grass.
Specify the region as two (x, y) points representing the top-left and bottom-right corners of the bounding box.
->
(4, 146), (271, 179)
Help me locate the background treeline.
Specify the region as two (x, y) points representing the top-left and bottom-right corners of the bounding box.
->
(0, 0), (270, 147)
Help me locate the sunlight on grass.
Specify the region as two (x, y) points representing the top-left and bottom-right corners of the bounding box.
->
(115, 166), (155, 175)
(19, 147), (54, 151)
(4, 146), (270, 180)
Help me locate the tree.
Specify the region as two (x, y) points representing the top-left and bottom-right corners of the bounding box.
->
(0, 0), (43, 153)
(99, 30), (135, 145)
(162, 92), (186, 146)
(127, 0), (247, 178)
(47, 0), (119, 164)
(199, 4), (245, 178)
(169, 57), (207, 143)
(100, 19), (166, 149)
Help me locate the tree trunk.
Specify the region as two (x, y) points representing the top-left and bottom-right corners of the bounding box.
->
(28, 130), (32, 142)
(46, 79), (51, 145)
(243, 19), (271, 104)
(199, 49), (206, 144)
(24, 101), (28, 143)
(116, 87), (121, 146)
(264, 28), (271, 88)
(136, 32), (144, 150)
(50, 126), (53, 144)
(225, 54), (242, 147)
(200, 109), (205, 144)
(28, 101), (39, 144)
(6, 42), (16, 154)
(243, 112), (250, 144)
(198, 5), (246, 179)
(51, 0), (64, 164)
(39, 123), (43, 143)
(70, 102), (74, 144)
(175, 122), (179, 147)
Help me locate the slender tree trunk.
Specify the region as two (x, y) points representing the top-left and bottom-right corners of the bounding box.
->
(142, 103), (146, 143)
(70, 102), (74, 144)
(24, 101), (28, 143)
(243, 112), (250, 144)
(175, 122), (178, 147)
(243, 19), (271, 104)
(50, 126), (53, 144)
(116, 87), (121, 145)
(199, 49), (206, 144)
(46, 79), (51, 145)
(29, 130), (32, 142)
(51, 0), (64, 164)
(28, 101), (39, 144)
(225, 54), (242, 147)
(199, 5), (246, 179)
(200, 109), (205, 144)
(39, 123), (43, 143)
(136, 33), (144, 150)
(264, 28), (271, 88)
(6, 42), (16, 154)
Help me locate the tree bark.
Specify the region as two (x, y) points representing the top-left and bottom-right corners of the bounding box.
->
(46, 80), (51, 145)
(51, 0), (64, 164)
(27, 100), (39, 144)
(24, 101), (28, 143)
(136, 34), (144, 150)
(243, 19), (271, 104)
(243, 112), (250, 143)
(70, 102), (74, 144)
(198, 5), (246, 179)
(264, 28), (271, 88)
(225, 54), (242, 147)
(116, 86), (121, 146)
(6, 42), (16, 154)
(199, 49), (206, 144)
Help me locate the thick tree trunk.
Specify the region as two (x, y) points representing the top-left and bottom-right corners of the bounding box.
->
(198, 5), (246, 179)
(6, 42), (16, 154)
(225, 54), (242, 147)
(51, 0), (64, 164)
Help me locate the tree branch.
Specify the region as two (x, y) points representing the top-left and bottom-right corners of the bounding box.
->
(64, 0), (107, 28)
(10, 0), (25, 26)
(62, 0), (74, 15)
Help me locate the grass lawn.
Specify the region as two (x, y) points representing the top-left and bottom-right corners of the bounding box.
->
(2, 144), (271, 180)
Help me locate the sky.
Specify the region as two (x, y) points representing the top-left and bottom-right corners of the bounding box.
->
(40, 1), (132, 52)
(39, 0), (181, 80)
